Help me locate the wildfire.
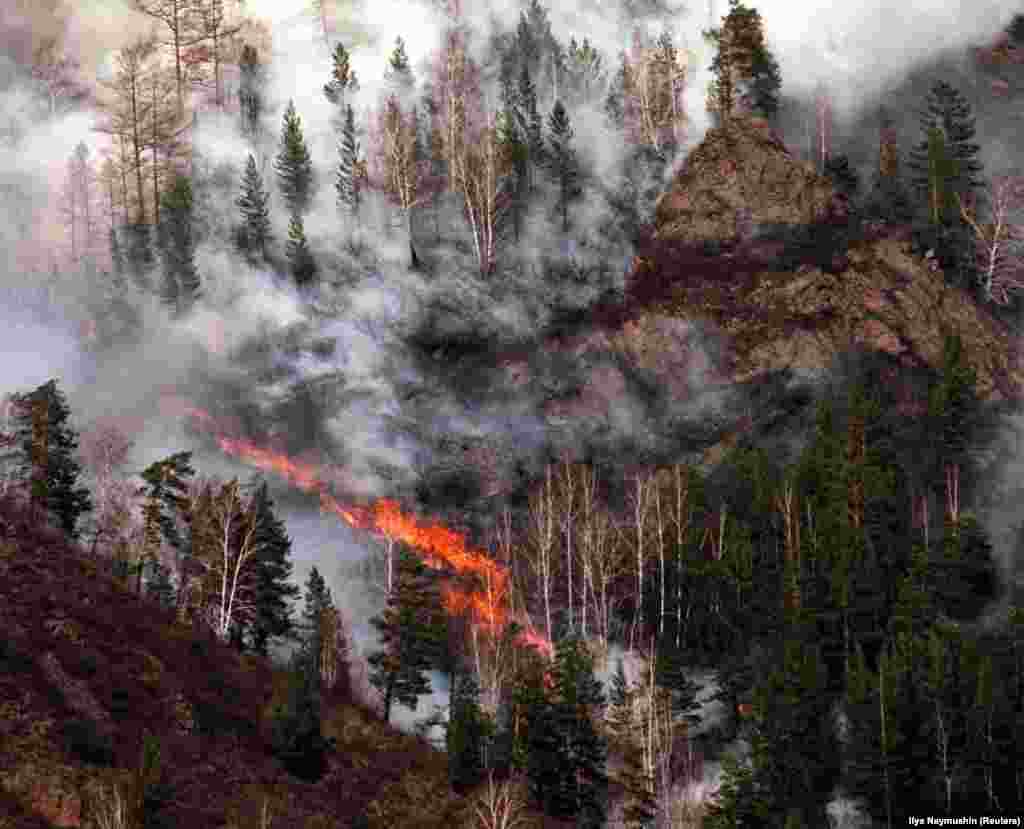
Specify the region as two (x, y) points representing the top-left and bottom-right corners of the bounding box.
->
(172, 397), (553, 659)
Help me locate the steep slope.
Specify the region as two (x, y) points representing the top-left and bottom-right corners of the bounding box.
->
(0, 498), (476, 829)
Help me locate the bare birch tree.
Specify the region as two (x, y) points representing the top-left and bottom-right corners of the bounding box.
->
(451, 113), (508, 276)
(956, 174), (1024, 304)
(61, 141), (98, 264)
(31, 37), (85, 118)
(470, 772), (531, 829)
(527, 463), (558, 642)
(555, 458), (579, 634)
(627, 471), (656, 650)
(380, 96), (430, 268)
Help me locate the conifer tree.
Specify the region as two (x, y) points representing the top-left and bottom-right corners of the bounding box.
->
(285, 212), (316, 286)
(323, 42), (359, 104)
(703, 0), (781, 123)
(335, 104), (362, 222)
(236, 153), (272, 259)
(270, 646), (333, 781)
(447, 671), (493, 792)
(157, 172), (200, 314)
(9, 379), (92, 539)
(907, 81), (984, 285)
(238, 44), (265, 138)
(867, 105), (914, 223)
(139, 451), (194, 595)
(367, 548), (444, 723)
(250, 482), (300, 656)
(516, 64), (545, 192)
(606, 658), (657, 829)
(496, 107), (528, 244)
(546, 100), (581, 233)
(384, 36), (414, 96)
(275, 100), (314, 216)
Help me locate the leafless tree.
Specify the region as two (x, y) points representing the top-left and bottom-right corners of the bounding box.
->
(452, 113), (508, 276)
(95, 39), (159, 225)
(132, 0), (205, 115)
(470, 772), (531, 829)
(626, 471), (656, 650)
(79, 422), (136, 560)
(555, 458), (579, 633)
(193, 0), (244, 109)
(956, 175), (1024, 305)
(379, 96), (431, 268)
(527, 463), (558, 642)
(60, 141), (98, 264)
(31, 37), (85, 117)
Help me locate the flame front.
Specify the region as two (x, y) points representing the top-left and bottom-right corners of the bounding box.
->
(174, 398), (552, 659)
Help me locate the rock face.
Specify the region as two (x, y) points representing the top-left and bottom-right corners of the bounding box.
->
(633, 115), (1024, 403)
(653, 115), (846, 244)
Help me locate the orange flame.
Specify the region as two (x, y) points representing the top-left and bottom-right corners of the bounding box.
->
(173, 398), (554, 659)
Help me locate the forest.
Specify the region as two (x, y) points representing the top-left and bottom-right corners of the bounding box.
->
(3, 0), (1024, 826)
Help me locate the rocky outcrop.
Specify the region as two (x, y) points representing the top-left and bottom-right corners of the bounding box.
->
(653, 115), (846, 244)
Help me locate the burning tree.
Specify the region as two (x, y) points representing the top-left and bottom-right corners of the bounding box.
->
(955, 174), (1024, 304)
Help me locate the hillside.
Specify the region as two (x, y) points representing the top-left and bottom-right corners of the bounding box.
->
(0, 497), (481, 829)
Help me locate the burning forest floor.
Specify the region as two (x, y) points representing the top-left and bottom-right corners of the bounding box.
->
(0, 496), (593, 829)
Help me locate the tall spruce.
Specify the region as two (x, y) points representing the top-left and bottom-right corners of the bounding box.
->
(301, 566), (335, 689)
(446, 671), (492, 792)
(157, 172), (200, 314)
(546, 99), (581, 233)
(907, 81), (983, 286)
(236, 153), (272, 259)
(367, 547), (444, 723)
(275, 100), (314, 216)
(9, 379), (92, 539)
(285, 212), (316, 286)
(335, 104), (361, 222)
(516, 64), (545, 192)
(270, 646), (332, 781)
(139, 451), (194, 596)
(250, 482), (300, 656)
(323, 42), (359, 104)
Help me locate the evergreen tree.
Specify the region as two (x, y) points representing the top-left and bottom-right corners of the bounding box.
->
(157, 172), (200, 314)
(270, 647), (333, 781)
(1008, 13), (1024, 44)
(300, 566), (335, 689)
(236, 153), (272, 260)
(907, 81), (984, 287)
(541, 635), (608, 826)
(285, 212), (316, 286)
(138, 451), (194, 595)
(275, 100), (314, 216)
(703, 0), (781, 123)
(497, 107), (528, 244)
(367, 548), (444, 723)
(145, 557), (176, 609)
(238, 44), (265, 138)
(654, 644), (702, 727)
(446, 671), (493, 792)
(703, 750), (769, 828)
(545, 99), (581, 233)
(823, 154), (860, 199)
(109, 226), (125, 280)
(603, 52), (628, 129)
(335, 104), (361, 222)
(323, 42), (359, 104)
(516, 64), (545, 192)
(250, 482), (300, 657)
(867, 105), (914, 224)
(9, 379), (92, 539)
(384, 36), (414, 96)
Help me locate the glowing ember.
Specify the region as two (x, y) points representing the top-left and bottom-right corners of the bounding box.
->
(174, 398), (554, 658)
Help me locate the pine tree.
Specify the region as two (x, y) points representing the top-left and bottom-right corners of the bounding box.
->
(109, 226), (125, 280)
(157, 172), (200, 314)
(139, 451), (194, 596)
(335, 104), (361, 222)
(275, 100), (314, 216)
(703, 0), (782, 123)
(324, 42), (359, 104)
(285, 212), (316, 286)
(384, 36), (414, 96)
(9, 379), (92, 539)
(824, 154), (860, 198)
(367, 548), (443, 723)
(270, 646), (333, 781)
(546, 100), (581, 233)
(654, 644), (702, 727)
(548, 635), (608, 827)
(703, 751), (768, 828)
(447, 671), (493, 792)
(145, 557), (176, 609)
(867, 105), (914, 224)
(497, 107), (528, 243)
(516, 64), (545, 192)
(236, 153), (272, 260)
(606, 658), (657, 829)
(238, 44), (264, 138)
(907, 81), (984, 286)
(300, 566), (338, 690)
(1008, 13), (1024, 44)
(250, 482), (300, 657)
